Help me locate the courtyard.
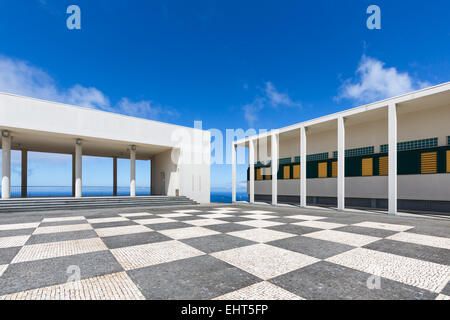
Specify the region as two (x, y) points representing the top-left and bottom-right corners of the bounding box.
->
(0, 204), (449, 300)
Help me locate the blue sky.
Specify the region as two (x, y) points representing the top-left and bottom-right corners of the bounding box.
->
(0, 0), (449, 192)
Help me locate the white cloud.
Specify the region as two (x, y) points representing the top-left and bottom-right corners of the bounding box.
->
(337, 55), (431, 104)
(243, 82), (301, 126)
(0, 55), (176, 120)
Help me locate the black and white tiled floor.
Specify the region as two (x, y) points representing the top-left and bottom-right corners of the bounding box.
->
(0, 205), (449, 300)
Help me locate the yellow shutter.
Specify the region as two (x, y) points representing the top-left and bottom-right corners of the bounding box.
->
(447, 150), (450, 173)
(379, 156), (388, 176)
(421, 152), (437, 174)
(318, 162), (327, 178)
(256, 168), (263, 180)
(362, 158), (373, 176)
(293, 165), (300, 179)
(283, 166), (290, 179)
(332, 161), (337, 177)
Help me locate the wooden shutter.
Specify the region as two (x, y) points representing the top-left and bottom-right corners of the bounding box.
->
(447, 150), (450, 173)
(362, 158), (373, 176)
(332, 161), (337, 177)
(379, 156), (388, 176)
(421, 152), (437, 174)
(283, 166), (290, 179)
(256, 168), (263, 180)
(318, 162), (328, 178)
(293, 165), (300, 179)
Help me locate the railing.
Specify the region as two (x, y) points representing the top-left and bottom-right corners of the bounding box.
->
(0, 186), (151, 198)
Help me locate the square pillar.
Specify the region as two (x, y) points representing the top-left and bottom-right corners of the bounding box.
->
(231, 143), (236, 202)
(337, 116), (345, 211)
(249, 139), (255, 203)
(113, 157), (118, 196)
(271, 132), (279, 205)
(75, 140), (82, 198)
(1, 131), (11, 199)
(130, 146), (136, 197)
(300, 126), (307, 208)
(388, 103), (398, 215)
(21, 150), (27, 198)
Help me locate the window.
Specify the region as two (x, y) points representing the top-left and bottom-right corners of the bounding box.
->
(448, 136), (450, 145)
(318, 162), (328, 178)
(332, 161), (337, 177)
(293, 165), (300, 179)
(379, 156), (388, 176)
(447, 150), (450, 173)
(362, 158), (373, 176)
(333, 146), (374, 158)
(283, 166), (290, 179)
(256, 168), (263, 180)
(307, 152), (329, 161)
(381, 138), (438, 153)
(421, 152), (437, 174)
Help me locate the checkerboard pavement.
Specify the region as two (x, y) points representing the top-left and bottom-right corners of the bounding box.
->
(0, 205), (449, 300)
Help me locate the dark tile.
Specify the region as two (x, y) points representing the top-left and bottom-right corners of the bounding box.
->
(127, 255), (260, 300)
(39, 220), (88, 227)
(90, 220), (137, 229)
(267, 217), (303, 224)
(26, 230), (98, 245)
(270, 261), (437, 300)
(0, 251), (122, 295)
(169, 216), (204, 222)
(441, 281), (450, 296)
(101, 231), (171, 249)
(268, 236), (354, 259)
(364, 239), (450, 266)
(181, 234), (256, 253)
(267, 224), (320, 236)
(407, 224), (450, 238)
(146, 222), (191, 231)
(218, 216), (254, 223)
(203, 223), (253, 233)
(84, 213), (121, 219)
(0, 228), (35, 238)
(334, 226), (398, 238)
(0, 247), (21, 265)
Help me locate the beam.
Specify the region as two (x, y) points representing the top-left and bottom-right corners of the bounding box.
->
(21, 150), (27, 198)
(388, 103), (398, 215)
(231, 143), (236, 202)
(113, 157), (118, 196)
(300, 126), (307, 207)
(249, 139), (255, 203)
(130, 146), (136, 197)
(1, 131), (11, 199)
(75, 140), (82, 198)
(337, 116), (345, 211)
(271, 132), (278, 205)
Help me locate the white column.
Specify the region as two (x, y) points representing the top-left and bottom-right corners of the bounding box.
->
(231, 143), (236, 202)
(75, 140), (82, 198)
(130, 146), (136, 197)
(388, 103), (398, 215)
(249, 139), (255, 203)
(300, 126), (307, 207)
(337, 116), (345, 211)
(271, 132), (279, 205)
(1, 131), (11, 199)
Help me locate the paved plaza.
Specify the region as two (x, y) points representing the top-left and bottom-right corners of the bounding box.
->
(0, 204), (449, 300)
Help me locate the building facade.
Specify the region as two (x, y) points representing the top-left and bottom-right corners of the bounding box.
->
(0, 92), (211, 204)
(232, 82), (450, 213)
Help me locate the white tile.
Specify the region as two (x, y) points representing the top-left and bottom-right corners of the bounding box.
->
(183, 219), (227, 227)
(242, 210), (275, 214)
(436, 294), (450, 300)
(33, 224), (92, 235)
(0, 235), (30, 249)
(42, 216), (85, 223)
(241, 214), (278, 220)
(213, 281), (304, 300)
(353, 221), (414, 232)
(287, 215), (327, 221)
(199, 213), (232, 219)
(111, 240), (204, 270)
(95, 225), (152, 237)
(158, 227), (219, 240)
(212, 244), (319, 280)
(87, 217), (128, 224)
(326, 248), (450, 293)
(119, 212), (153, 217)
(229, 228), (295, 243)
(173, 209), (202, 213)
(0, 264), (8, 277)
(214, 207), (240, 211)
(303, 230), (380, 247)
(293, 220), (345, 230)
(0, 222), (40, 231)
(134, 218), (175, 225)
(237, 220), (284, 228)
(12, 238), (108, 263)
(387, 232), (450, 250)
(157, 213), (191, 218)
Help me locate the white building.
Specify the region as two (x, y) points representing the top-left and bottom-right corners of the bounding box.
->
(0, 92), (211, 204)
(232, 82), (450, 214)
